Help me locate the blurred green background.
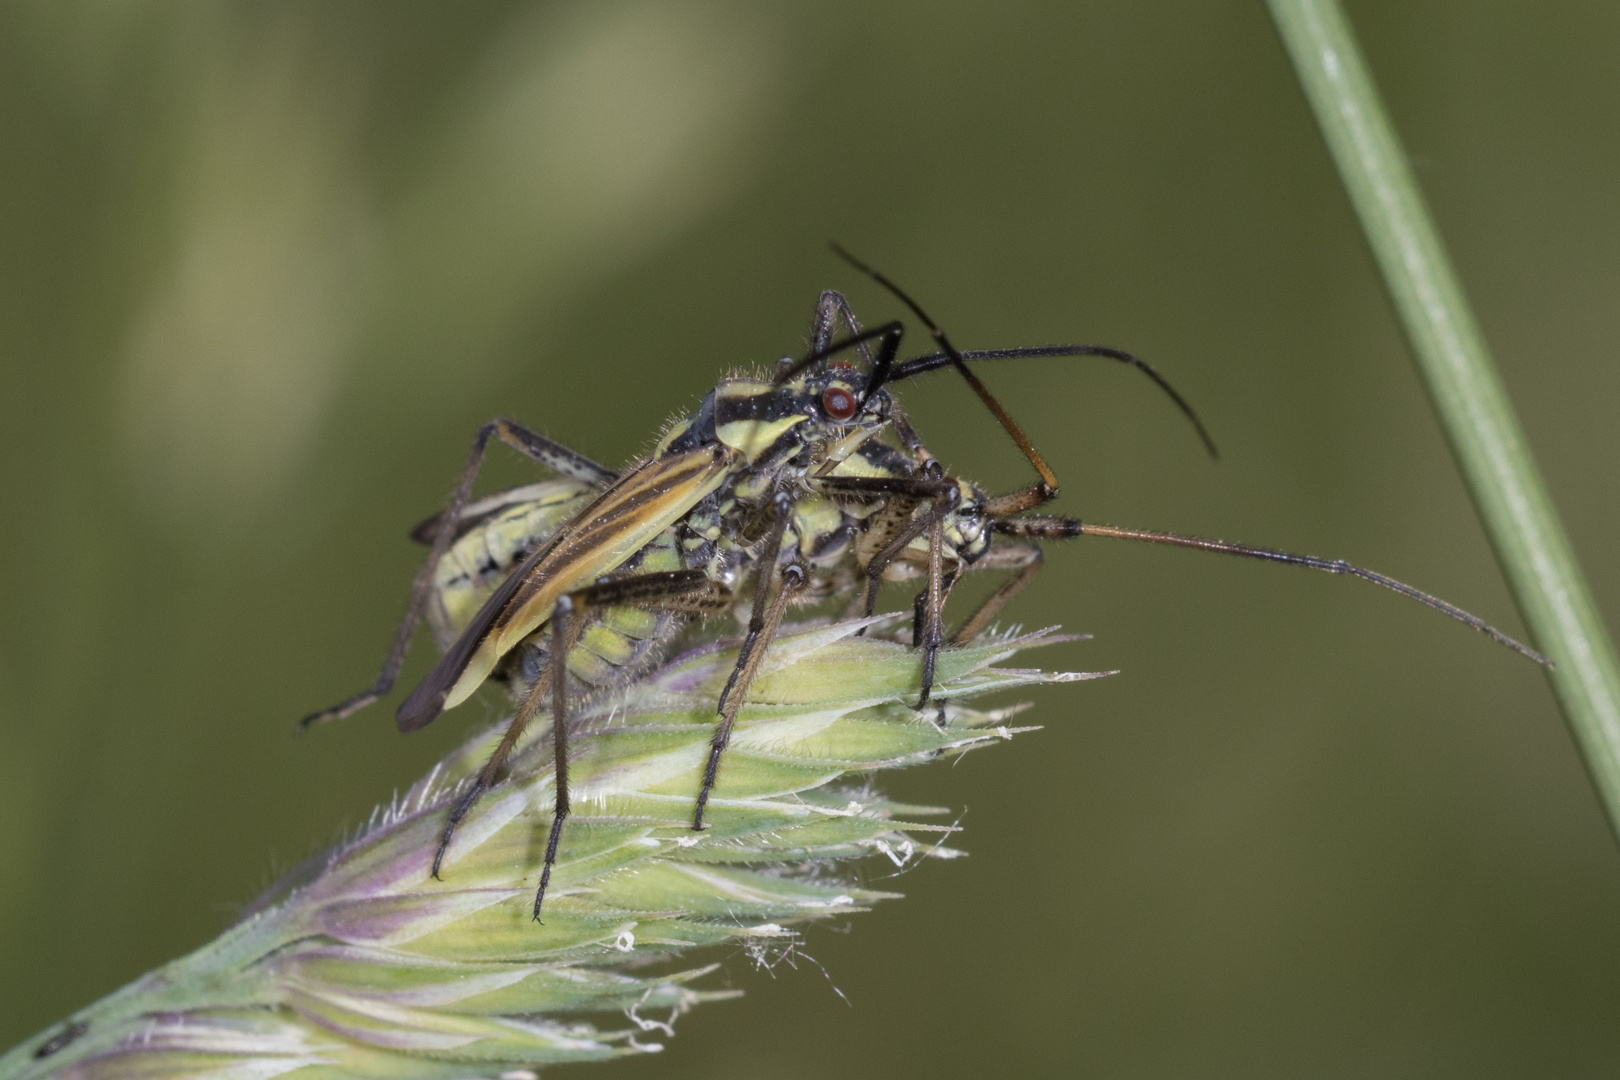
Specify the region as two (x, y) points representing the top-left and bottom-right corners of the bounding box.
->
(3, 1), (1619, 1075)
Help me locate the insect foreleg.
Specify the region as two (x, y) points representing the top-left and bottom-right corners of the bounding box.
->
(913, 566), (962, 649)
(773, 321), (905, 386)
(693, 488), (804, 831)
(717, 490), (797, 718)
(858, 467), (961, 618)
(301, 419), (616, 730)
(810, 289), (876, 364)
(885, 398), (929, 457)
(982, 484), (1059, 518)
(810, 473), (955, 624)
(694, 559), (807, 831)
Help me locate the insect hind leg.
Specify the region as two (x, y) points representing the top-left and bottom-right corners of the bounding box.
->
(299, 419), (615, 730)
(431, 660), (555, 881)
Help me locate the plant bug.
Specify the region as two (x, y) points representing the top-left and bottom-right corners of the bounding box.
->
(304, 262), (1546, 921)
(303, 297), (938, 916)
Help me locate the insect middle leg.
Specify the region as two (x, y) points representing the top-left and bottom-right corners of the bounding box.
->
(300, 420), (615, 729)
(913, 511), (951, 709)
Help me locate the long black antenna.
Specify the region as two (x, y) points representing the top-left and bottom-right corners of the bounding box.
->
(830, 243), (1064, 496)
(890, 345), (1219, 460)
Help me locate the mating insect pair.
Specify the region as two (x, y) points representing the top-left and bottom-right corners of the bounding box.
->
(304, 250), (1547, 920)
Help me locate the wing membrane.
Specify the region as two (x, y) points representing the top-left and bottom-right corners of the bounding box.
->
(396, 444), (736, 731)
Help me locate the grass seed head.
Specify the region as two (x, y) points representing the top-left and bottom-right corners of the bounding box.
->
(5, 616), (1107, 1080)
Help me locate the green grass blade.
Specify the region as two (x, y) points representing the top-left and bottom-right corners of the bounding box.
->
(1265, 0), (1620, 834)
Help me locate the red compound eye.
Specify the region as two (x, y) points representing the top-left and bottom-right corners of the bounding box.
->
(821, 385), (859, 421)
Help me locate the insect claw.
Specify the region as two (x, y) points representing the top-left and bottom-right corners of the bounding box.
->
(532, 874), (548, 919)
(297, 690), (379, 732)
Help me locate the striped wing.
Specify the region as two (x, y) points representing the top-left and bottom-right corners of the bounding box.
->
(424, 480), (598, 650)
(396, 444), (735, 731)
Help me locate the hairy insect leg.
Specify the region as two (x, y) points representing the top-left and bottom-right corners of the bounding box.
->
(854, 466), (959, 619)
(810, 468), (956, 625)
(528, 568), (731, 919)
(911, 567), (966, 725)
(693, 561), (806, 831)
(300, 420), (614, 730)
(717, 491), (796, 716)
(982, 484), (1059, 517)
(914, 513), (949, 709)
(535, 600), (573, 922)
(810, 289), (875, 362)
(912, 568), (960, 648)
(948, 545), (1044, 646)
(909, 544), (1044, 723)
(691, 491), (797, 831)
(432, 656), (556, 881)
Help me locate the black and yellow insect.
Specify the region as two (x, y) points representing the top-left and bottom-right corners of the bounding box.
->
(306, 255), (1548, 920)
(303, 291), (956, 916)
(411, 478), (685, 703)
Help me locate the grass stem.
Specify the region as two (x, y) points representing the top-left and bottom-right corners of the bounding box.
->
(1265, 0), (1620, 835)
